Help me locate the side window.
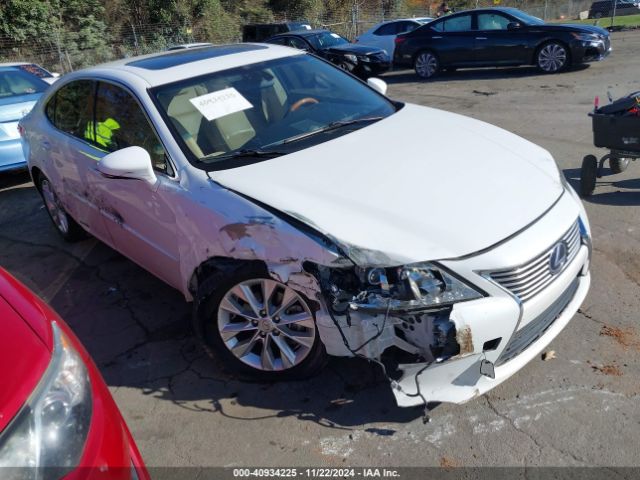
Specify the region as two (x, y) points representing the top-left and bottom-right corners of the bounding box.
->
(94, 82), (172, 175)
(397, 21), (419, 34)
(430, 19), (445, 32)
(50, 80), (95, 139)
(288, 37), (309, 50)
(373, 23), (397, 36)
(442, 14), (472, 32)
(478, 13), (511, 31)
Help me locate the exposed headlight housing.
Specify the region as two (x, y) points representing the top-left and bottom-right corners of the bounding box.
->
(351, 262), (484, 313)
(0, 322), (92, 479)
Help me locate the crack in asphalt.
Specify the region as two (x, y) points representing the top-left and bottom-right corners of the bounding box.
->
(484, 395), (592, 466)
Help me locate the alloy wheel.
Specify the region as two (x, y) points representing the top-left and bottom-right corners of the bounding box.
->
(538, 43), (567, 72)
(41, 179), (70, 234)
(217, 278), (316, 372)
(415, 52), (438, 78)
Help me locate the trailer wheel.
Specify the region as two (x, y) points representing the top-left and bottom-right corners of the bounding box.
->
(610, 157), (630, 174)
(580, 155), (598, 197)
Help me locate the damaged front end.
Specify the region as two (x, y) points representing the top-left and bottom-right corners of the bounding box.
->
(308, 261), (489, 407)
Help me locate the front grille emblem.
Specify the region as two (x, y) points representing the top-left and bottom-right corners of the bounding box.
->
(549, 242), (568, 275)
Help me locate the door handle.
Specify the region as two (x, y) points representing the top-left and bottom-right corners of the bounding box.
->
(432, 36), (443, 39)
(476, 37), (488, 40)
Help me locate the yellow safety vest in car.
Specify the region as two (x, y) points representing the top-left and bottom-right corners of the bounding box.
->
(84, 118), (120, 148)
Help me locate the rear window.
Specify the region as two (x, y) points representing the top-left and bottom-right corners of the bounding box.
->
(17, 64), (52, 78)
(0, 69), (49, 98)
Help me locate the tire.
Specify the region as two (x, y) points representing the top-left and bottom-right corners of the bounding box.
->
(536, 42), (570, 73)
(38, 174), (86, 242)
(193, 263), (327, 380)
(580, 155), (598, 197)
(414, 51), (440, 79)
(610, 157), (630, 174)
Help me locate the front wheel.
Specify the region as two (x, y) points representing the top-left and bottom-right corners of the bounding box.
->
(610, 157), (630, 174)
(194, 263), (327, 380)
(537, 42), (569, 73)
(39, 175), (85, 241)
(414, 51), (440, 79)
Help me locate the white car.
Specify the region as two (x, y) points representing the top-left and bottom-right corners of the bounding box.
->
(20, 44), (591, 407)
(355, 18), (433, 58)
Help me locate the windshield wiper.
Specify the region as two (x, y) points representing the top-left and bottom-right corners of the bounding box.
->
(264, 116), (385, 147)
(200, 149), (288, 162)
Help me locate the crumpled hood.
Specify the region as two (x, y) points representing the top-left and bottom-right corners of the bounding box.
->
(212, 104), (563, 266)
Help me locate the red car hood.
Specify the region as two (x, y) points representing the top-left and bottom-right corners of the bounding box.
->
(0, 271), (52, 432)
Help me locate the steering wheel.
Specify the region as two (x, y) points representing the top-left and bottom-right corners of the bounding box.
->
(289, 97), (320, 113)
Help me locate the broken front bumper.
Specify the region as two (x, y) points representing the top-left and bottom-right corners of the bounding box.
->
(315, 188), (591, 407)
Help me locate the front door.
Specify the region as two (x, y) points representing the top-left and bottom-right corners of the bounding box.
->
(89, 81), (182, 289)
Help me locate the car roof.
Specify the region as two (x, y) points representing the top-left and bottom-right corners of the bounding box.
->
(65, 43), (303, 88)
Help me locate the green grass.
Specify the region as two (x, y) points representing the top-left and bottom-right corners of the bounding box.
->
(559, 13), (640, 28)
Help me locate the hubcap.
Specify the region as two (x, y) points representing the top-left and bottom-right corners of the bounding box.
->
(41, 180), (69, 234)
(539, 44), (567, 72)
(217, 278), (315, 372)
(415, 53), (438, 78)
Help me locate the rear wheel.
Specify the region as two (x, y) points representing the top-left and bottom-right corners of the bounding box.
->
(580, 155), (598, 197)
(610, 157), (630, 174)
(537, 42), (569, 73)
(414, 51), (440, 79)
(39, 175), (85, 241)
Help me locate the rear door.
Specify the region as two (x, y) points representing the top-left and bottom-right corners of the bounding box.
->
(429, 13), (476, 66)
(474, 11), (531, 65)
(44, 79), (113, 242)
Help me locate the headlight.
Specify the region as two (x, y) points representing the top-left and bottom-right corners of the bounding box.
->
(0, 322), (92, 479)
(358, 55), (372, 63)
(344, 54), (358, 64)
(351, 262), (484, 313)
(571, 32), (600, 41)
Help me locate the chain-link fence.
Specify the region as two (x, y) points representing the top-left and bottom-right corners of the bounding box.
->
(0, 0), (633, 74)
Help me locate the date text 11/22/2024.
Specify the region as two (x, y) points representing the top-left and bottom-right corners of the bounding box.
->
(232, 468), (401, 478)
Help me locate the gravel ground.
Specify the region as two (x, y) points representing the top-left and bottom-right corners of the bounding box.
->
(1, 30), (639, 469)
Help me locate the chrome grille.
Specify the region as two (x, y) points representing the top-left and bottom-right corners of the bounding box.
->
(495, 277), (579, 366)
(488, 220), (581, 302)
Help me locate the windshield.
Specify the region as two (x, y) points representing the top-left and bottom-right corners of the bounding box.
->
(306, 32), (350, 50)
(0, 69), (49, 98)
(152, 54), (396, 170)
(507, 9), (546, 25)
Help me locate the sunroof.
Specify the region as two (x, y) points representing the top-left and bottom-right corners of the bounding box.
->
(126, 44), (269, 70)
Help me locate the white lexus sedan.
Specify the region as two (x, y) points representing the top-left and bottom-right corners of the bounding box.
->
(20, 44), (591, 408)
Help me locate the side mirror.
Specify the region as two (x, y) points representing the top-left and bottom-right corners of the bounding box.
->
(507, 22), (522, 30)
(97, 146), (157, 185)
(367, 77), (388, 95)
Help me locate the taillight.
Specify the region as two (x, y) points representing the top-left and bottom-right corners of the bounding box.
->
(17, 124), (25, 137)
(395, 36), (407, 45)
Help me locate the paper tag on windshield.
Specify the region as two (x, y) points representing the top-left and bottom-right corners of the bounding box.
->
(190, 87), (253, 121)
